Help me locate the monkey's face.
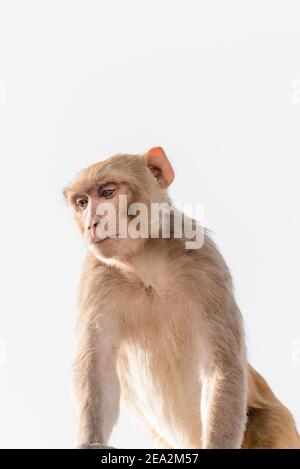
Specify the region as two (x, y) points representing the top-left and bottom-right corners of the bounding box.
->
(64, 147), (175, 262)
(76, 181), (147, 260)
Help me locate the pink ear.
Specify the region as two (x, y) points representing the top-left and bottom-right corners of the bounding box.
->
(144, 147), (175, 188)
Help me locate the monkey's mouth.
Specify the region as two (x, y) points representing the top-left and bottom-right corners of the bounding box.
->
(93, 238), (108, 245)
(92, 234), (120, 245)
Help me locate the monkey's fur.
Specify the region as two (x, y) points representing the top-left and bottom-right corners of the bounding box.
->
(64, 148), (299, 449)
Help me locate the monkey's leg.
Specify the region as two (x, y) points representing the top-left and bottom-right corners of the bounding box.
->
(242, 406), (300, 449)
(74, 318), (121, 449)
(244, 365), (300, 448)
(144, 424), (173, 449)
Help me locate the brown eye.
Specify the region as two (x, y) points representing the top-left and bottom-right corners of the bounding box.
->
(76, 198), (88, 209)
(98, 183), (117, 198)
(101, 189), (115, 198)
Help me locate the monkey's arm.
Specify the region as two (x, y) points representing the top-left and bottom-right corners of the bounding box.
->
(200, 358), (247, 448)
(200, 300), (248, 449)
(74, 313), (121, 449)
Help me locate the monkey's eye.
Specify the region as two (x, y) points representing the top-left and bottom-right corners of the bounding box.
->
(98, 183), (117, 199)
(101, 189), (115, 198)
(76, 198), (88, 209)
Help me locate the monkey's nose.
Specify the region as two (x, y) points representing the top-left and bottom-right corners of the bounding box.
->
(88, 215), (101, 233)
(88, 221), (98, 233)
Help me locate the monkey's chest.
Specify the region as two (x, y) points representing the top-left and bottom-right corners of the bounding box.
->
(115, 287), (203, 448)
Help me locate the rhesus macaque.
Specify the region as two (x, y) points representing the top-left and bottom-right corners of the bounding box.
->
(64, 147), (299, 449)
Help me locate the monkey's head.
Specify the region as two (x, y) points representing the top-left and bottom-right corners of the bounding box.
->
(63, 147), (175, 262)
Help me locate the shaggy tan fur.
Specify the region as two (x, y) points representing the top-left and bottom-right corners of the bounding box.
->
(64, 150), (300, 449)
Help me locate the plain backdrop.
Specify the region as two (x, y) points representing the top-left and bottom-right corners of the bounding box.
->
(0, 0), (300, 448)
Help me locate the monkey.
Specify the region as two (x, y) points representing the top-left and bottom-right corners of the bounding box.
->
(63, 146), (300, 449)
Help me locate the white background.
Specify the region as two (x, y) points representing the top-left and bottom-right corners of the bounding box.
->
(0, 0), (300, 448)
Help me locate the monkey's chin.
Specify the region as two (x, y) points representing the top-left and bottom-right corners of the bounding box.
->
(88, 237), (146, 264)
(88, 238), (114, 260)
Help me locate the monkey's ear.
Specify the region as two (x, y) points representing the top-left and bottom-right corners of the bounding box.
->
(63, 187), (70, 202)
(144, 147), (175, 188)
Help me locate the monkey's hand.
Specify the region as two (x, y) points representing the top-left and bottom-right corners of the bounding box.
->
(77, 442), (116, 449)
